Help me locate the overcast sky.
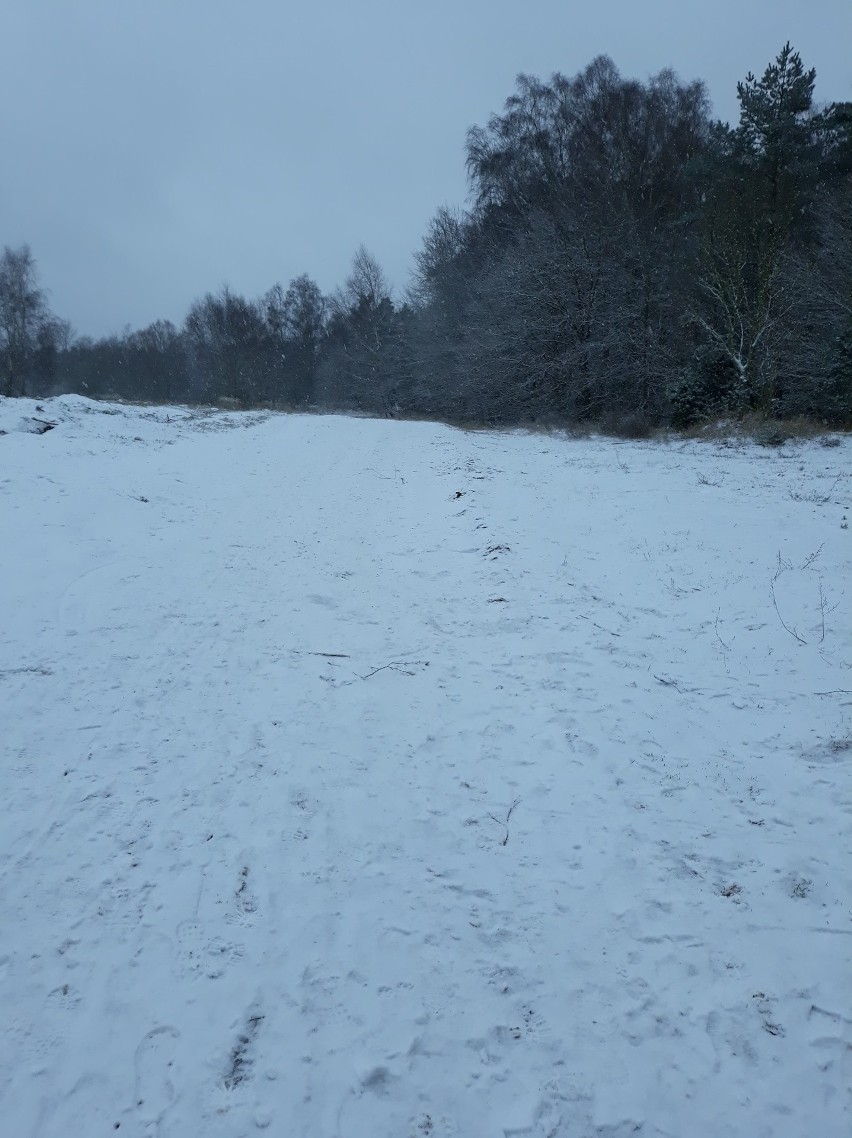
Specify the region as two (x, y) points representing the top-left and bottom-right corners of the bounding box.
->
(1, 0), (850, 338)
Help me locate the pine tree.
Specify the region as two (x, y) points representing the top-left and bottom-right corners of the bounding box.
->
(735, 42), (818, 226)
(689, 46), (824, 415)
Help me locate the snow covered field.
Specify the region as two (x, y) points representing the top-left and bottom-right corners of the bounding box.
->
(1, 395), (850, 1138)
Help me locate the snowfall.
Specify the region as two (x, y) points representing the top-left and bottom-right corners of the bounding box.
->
(0, 396), (850, 1138)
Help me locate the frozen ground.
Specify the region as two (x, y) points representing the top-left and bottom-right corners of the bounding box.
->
(1, 395), (850, 1138)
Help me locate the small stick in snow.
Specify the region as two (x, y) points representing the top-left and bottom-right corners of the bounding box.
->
(295, 651), (351, 658)
(816, 580), (840, 642)
(488, 797), (521, 847)
(714, 609), (732, 652)
(769, 578), (807, 645)
(774, 553), (793, 579)
(800, 544), (825, 570)
(653, 673), (683, 691)
(359, 662), (403, 680)
(340, 659), (429, 684)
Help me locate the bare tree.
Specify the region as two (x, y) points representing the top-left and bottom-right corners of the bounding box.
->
(0, 245), (65, 397)
(262, 271), (325, 405)
(184, 287), (269, 405)
(320, 247), (400, 414)
(691, 198), (786, 411)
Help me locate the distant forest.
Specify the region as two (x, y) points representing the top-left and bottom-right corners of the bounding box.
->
(2, 45), (851, 431)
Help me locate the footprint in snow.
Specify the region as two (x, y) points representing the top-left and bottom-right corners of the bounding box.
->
(336, 1068), (419, 1138)
(307, 594), (338, 609)
(45, 983), (82, 1011)
(174, 919), (206, 979)
(232, 863), (260, 922)
(806, 1004), (852, 1072)
(174, 920), (246, 980)
(223, 1009), (265, 1090)
(134, 1025), (180, 1126)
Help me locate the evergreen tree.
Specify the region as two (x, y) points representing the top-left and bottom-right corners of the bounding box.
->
(735, 42), (819, 228)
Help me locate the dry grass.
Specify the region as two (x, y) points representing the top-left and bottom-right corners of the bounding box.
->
(678, 414), (850, 447)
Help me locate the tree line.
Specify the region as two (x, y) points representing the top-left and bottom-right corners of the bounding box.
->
(2, 44), (850, 430)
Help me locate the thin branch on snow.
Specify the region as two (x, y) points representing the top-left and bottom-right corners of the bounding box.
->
(769, 577), (807, 645)
(294, 651), (351, 658)
(339, 659), (430, 685)
(653, 673), (685, 692)
(773, 553), (793, 580)
(800, 544), (825, 571)
(488, 798), (521, 847)
(714, 609), (732, 652)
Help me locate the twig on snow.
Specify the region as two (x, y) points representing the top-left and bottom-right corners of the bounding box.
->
(294, 651), (351, 658)
(339, 659), (429, 685)
(653, 673), (683, 692)
(769, 577), (807, 645)
(714, 608), (732, 651)
(359, 660), (428, 680)
(773, 552), (793, 580)
(488, 798), (521, 847)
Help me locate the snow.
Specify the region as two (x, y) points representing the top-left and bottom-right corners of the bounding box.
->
(1, 395), (850, 1138)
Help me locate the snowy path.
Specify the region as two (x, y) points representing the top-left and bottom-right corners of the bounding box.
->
(1, 397), (850, 1137)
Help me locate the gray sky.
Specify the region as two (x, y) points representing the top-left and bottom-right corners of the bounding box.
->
(2, 0), (850, 338)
